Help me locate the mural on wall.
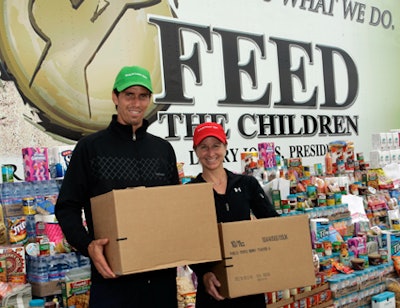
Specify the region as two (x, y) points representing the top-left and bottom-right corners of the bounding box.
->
(1, 0), (400, 176)
(0, 0), (176, 140)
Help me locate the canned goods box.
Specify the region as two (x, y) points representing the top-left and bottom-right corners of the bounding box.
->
(90, 183), (221, 275)
(212, 214), (316, 298)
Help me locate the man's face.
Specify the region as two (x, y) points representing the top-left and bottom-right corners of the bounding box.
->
(112, 85), (151, 130)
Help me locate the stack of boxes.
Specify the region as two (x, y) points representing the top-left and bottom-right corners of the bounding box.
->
(370, 130), (400, 168)
(3, 135), (400, 306)
(0, 145), (77, 306)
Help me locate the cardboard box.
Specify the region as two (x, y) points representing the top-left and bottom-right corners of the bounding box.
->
(91, 183), (221, 275)
(213, 215), (316, 298)
(31, 280), (62, 297)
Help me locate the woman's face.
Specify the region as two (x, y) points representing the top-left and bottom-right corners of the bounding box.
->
(195, 136), (227, 171)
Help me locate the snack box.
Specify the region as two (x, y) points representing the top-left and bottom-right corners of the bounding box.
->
(61, 277), (90, 308)
(91, 183), (221, 275)
(213, 214), (316, 298)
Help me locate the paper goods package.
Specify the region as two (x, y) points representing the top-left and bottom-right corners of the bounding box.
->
(213, 214), (316, 298)
(90, 183), (222, 276)
(21, 147), (50, 181)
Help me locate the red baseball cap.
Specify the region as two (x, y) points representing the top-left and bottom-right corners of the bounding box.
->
(193, 122), (227, 147)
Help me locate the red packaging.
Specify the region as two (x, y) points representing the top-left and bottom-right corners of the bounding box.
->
(0, 245), (26, 283)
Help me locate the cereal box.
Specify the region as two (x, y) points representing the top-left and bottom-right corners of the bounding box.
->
(0, 255), (7, 282)
(0, 245), (26, 283)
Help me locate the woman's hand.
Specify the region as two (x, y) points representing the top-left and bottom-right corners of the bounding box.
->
(87, 238), (117, 279)
(203, 272), (225, 301)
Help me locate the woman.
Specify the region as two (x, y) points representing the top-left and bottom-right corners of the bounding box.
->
(190, 122), (280, 308)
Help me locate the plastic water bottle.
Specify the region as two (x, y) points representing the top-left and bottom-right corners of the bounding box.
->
(1, 182), (13, 205)
(65, 252), (79, 270)
(26, 255), (34, 282)
(22, 181), (34, 199)
(33, 181), (45, 211)
(35, 256), (49, 282)
(78, 253), (90, 268)
(25, 214), (36, 242)
(11, 181), (23, 205)
(47, 256), (59, 281)
(56, 254), (70, 280)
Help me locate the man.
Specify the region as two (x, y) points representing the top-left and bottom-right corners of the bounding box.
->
(55, 66), (180, 307)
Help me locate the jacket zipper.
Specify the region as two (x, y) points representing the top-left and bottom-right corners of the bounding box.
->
(225, 203), (230, 211)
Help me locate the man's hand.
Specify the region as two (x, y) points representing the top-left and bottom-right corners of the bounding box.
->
(87, 238), (116, 279)
(203, 272), (225, 301)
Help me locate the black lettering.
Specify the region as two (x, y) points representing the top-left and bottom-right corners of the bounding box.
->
(302, 114), (318, 136)
(303, 144), (312, 157)
(189, 150), (199, 165)
(333, 115), (347, 134)
(317, 44), (358, 109)
(258, 114), (279, 136)
(296, 145), (304, 157)
(342, 0), (366, 23)
(238, 114), (258, 138)
(228, 148), (239, 163)
(149, 16), (212, 104)
(318, 115), (333, 135)
(270, 37), (317, 107)
(346, 115), (359, 135)
(289, 146), (296, 157)
(287, 114), (303, 135)
(215, 28), (271, 106)
(157, 112), (183, 139)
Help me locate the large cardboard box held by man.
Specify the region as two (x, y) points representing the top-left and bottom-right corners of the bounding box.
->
(213, 214), (315, 298)
(90, 183), (221, 276)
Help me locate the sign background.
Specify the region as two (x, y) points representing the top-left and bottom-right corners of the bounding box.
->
(0, 0), (399, 178)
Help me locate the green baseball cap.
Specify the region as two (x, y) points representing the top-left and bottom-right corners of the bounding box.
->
(113, 66), (153, 93)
